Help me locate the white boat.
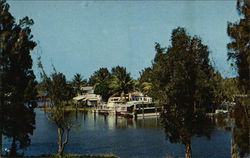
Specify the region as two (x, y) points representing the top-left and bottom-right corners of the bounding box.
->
(125, 101), (161, 118)
(105, 97), (126, 114)
(99, 92), (160, 118)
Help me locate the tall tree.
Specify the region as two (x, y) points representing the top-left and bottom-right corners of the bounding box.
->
(232, 97), (250, 157)
(109, 66), (134, 99)
(138, 67), (153, 96)
(227, 0), (250, 93)
(89, 67), (111, 86)
(228, 1), (250, 156)
(39, 64), (73, 158)
(0, 0), (37, 156)
(72, 73), (87, 95)
(153, 28), (214, 158)
(89, 68), (112, 102)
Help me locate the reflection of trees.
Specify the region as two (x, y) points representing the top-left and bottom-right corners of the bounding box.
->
(215, 114), (233, 131)
(232, 99), (250, 157)
(3, 103), (36, 156)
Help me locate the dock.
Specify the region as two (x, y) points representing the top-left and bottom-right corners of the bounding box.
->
(92, 108), (160, 119)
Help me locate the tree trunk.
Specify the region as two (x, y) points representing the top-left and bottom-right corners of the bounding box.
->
(58, 128), (64, 158)
(58, 127), (69, 158)
(185, 141), (192, 158)
(9, 137), (16, 157)
(0, 131), (2, 158)
(0, 70), (3, 158)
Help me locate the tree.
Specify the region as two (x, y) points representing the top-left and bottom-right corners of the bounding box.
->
(109, 66), (134, 99)
(152, 28), (214, 158)
(227, 0), (250, 94)
(89, 67), (111, 86)
(232, 97), (250, 157)
(39, 63), (72, 158)
(72, 73), (87, 96)
(89, 68), (112, 102)
(0, 0), (37, 156)
(138, 67), (153, 96)
(228, 1), (250, 156)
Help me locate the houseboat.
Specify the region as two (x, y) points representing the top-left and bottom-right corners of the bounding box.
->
(97, 92), (161, 119)
(123, 101), (161, 118)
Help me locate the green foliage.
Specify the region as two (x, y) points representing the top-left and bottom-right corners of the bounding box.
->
(109, 66), (134, 98)
(209, 73), (240, 109)
(227, 2), (250, 156)
(41, 72), (68, 106)
(88, 68), (112, 102)
(227, 0), (250, 93)
(138, 67), (153, 96)
(94, 81), (111, 102)
(149, 28), (215, 157)
(72, 73), (87, 96)
(233, 98), (250, 157)
(0, 0), (37, 156)
(89, 68), (111, 86)
(38, 63), (73, 156)
(89, 66), (135, 101)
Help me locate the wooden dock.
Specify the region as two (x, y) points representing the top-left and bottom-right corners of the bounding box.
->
(92, 108), (160, 119)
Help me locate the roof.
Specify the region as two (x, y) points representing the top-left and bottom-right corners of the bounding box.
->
(129, 92), (144, 97)
(73, 95), (86, 101)
(73, 94), (101, 101)
(80, 86), (94, 91)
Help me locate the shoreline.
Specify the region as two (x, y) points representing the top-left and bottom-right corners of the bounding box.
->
(2, 154), (119, 158)
(37, 106), (95, 112)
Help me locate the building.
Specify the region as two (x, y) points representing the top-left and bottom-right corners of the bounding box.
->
(128, 92), (152, 103)
(80, 86), (94, 95)
(73, 86), (101, 106)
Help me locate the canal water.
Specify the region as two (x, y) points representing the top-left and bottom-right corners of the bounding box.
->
(3, 109), (232, 158)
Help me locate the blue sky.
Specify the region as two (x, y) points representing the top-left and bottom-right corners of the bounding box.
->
(9, 0), (239, 80)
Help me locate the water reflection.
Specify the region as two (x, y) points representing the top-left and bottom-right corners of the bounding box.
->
(232, 100), (250, 158)
(2, 109), (235, 158)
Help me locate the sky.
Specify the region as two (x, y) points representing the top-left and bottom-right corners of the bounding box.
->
(8, 0), (240, 80)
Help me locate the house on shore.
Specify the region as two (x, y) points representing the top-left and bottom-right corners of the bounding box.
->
(73, 86), (101, 106)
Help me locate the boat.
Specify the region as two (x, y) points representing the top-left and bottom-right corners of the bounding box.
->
(215, 101), (236, 114)
(124, 101), (161, 119)
(96, 92), (161, 119)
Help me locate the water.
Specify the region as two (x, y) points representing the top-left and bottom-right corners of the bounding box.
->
(3, 109), (232, 158)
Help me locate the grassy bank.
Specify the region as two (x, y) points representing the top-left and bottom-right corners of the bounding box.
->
(5, 154), (119, 158)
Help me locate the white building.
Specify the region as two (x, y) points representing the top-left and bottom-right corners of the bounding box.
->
(128, 92), (152, 103)
(73, 86), (101, 106)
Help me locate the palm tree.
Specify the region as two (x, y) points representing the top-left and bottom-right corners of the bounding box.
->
(109, 66), (134, 101)
(72, 73), (87, 95)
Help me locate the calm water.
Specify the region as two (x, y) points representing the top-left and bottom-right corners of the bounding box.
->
(3, 109), (232, 158)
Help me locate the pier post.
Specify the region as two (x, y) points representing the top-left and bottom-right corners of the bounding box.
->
(0, 70), (3, 158)
(155, 107), (158, 119)
(0, 133), (2, 158)
(94, 112), (96, 122)
(134, 104), (137, 120)
(142, 102), (144, 119)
